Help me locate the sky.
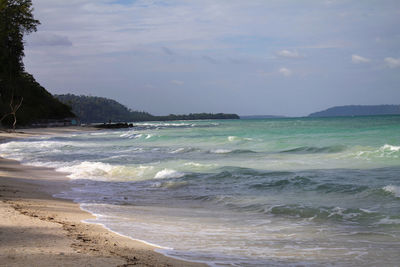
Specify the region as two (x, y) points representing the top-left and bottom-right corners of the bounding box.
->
(24, 0), (400, 116)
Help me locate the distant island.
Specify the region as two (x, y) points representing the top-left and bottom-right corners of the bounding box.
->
(309, 105), (400, 117)
(56, 94), (239, 123)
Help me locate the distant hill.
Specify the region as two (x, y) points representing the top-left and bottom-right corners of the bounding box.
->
(309, 105), (400, 117)
(55, 94), (153, 123)
(56, 94), (239, 123)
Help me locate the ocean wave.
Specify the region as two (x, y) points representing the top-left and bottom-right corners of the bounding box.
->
(209, 149), (257, 154)
(120, 132), (143, 139)
(151, 180), (188, 189)
(57, 161), (154, 181)
(249, 176), (316, 190)
(154, 169), (185, 179)
(354, 144), (400, 159)
(375, 217), (400, 225)
(0, 140), (69, 150)
(381, 144), (400, 152)
(227, 136), (254, 142)
(268, 205), (382, 223)
(183, 162), (216, 168)
(316, 183), (369, 194)
(169, 147), (197, 154)
(228, 136), (238, 142)
(280, 145), (346, 154)
(382, 185), (400, 198)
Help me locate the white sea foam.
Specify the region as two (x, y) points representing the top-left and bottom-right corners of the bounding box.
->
(154, 169), (184, 179)
(228, 136), (253, 142)
(169, 147), (195, 154)
(0, 140), (67, 150)
(137, 122), (192, 127)
(381, 144), (400, 152)
(383, 185), (400, 198)
(228, 136), (238, 142)
(184, 162), (203, 167)
(210, 149), (232, 154)
(119, 131), (142, 139)
(353, 144), (400, 160)
(170, 148), (186, 154)
(376, 217), (400, 225)
(184, 162), (207, 167)
(57, 161), (154, 181)
(57, 161), (114, 180)
(90, 132), (106, 136)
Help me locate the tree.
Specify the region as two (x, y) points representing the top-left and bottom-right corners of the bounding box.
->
(0, 0), (40, 129)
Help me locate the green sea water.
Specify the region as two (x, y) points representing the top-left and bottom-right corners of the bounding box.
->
(1, 116), (400, 266)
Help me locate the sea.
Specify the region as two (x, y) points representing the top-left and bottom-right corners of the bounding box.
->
(1, 116), (400, 266)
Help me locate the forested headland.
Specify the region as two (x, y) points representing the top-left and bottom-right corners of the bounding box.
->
(56, 94), (239, 123)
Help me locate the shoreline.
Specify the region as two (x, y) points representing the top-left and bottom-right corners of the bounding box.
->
(0, 127), (205, 267)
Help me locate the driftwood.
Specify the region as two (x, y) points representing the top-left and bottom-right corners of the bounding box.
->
(0, 95), (23, 131)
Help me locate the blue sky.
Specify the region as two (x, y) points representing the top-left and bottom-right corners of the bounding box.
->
(24, 0), (400, 116)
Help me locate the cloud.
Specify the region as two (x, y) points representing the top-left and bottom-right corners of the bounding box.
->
(384, 57), (400, 68)
(28, 33), (72, 46)
(279, 67), (292, 76)
(171, 80), (184, 85)
(202, 55), (218, 64)
(351, 54), (370, 63)
(276, 50), (302, 58)
(162, 47), (175, 55)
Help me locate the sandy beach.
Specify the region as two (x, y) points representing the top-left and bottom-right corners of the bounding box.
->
(0, 127), (205, 267)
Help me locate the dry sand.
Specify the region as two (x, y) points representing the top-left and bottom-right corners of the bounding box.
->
(0, 127), (205, 267)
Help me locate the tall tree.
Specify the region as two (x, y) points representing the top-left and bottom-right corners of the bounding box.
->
(0, 0), (40, 129)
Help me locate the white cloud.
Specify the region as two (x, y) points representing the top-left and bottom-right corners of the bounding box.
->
(171, 80), (184, 85)
(351, 54), (370, 63)
(28, 33), (72, 46)
(279, 67), (292, 76)
(384, 57), (400, 68)
(276, 50), (302, 58)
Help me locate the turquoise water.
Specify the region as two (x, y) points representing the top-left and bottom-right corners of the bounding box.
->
(1, 116), (400, 266)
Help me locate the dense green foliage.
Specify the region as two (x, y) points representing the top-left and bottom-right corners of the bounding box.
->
(56, 94), (239, 123)
(0, 0), (39, 78)
(309, 105), (400, 117)
(0, 0), (74, 127)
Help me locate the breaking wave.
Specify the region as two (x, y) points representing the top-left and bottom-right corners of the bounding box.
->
(154, 169), (185, 179)
(383, 185), (400, 198)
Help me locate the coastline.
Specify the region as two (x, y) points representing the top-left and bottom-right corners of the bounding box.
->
(0, 127), (205, 267)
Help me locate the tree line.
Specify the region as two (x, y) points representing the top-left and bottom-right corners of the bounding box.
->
(56, 94), (239, 123)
